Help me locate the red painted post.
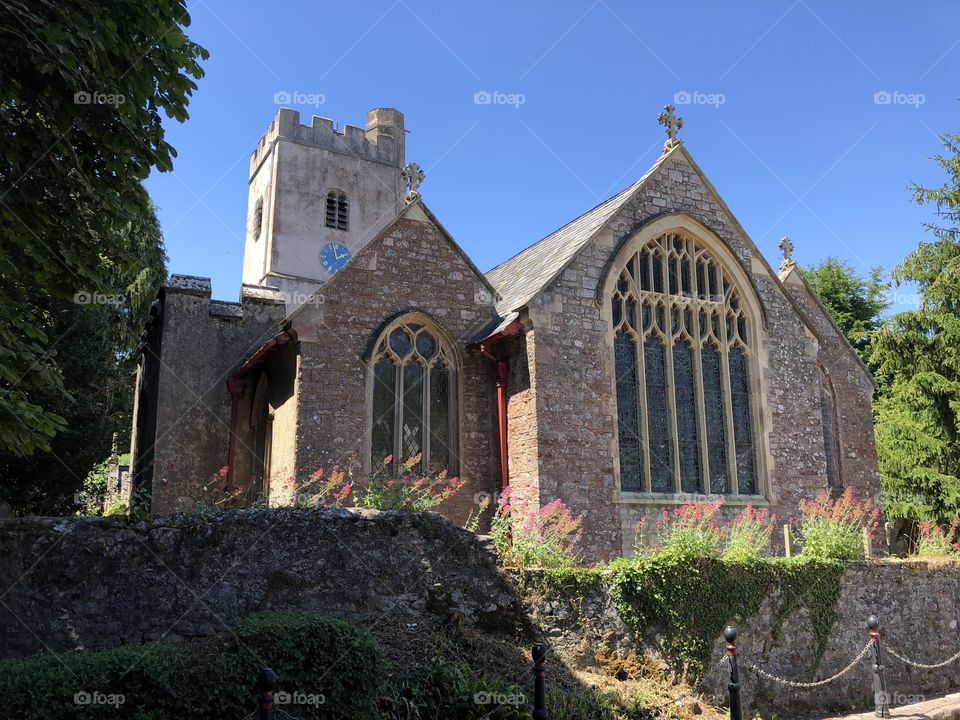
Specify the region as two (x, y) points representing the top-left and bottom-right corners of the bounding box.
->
(868, 616), (890, 718)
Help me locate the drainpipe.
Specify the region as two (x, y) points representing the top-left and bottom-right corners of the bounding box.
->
(479, 344), (510, 491)
(226, 378), (247, 493)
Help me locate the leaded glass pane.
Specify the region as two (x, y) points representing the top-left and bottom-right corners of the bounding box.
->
(644, 337), (673, 492)
(627, 299), (637, 329)
(653, 255), (664, 293)
(612, 298), (622, 327)
(681, 258), (692, 296)
(429, 367), (450, 471)
(640, 253), (651, 291)
(668, 256), (679, 295)
(372, 359), (396, 465)
(390, 328), (412, 358)
(615, 332), (643, 491)
(416, 331), (437, 359)
(401, 363), (424, 459)
(701, 344), (729, 494)
(729, 347), (757, 493)
(673, 342), (701, 493)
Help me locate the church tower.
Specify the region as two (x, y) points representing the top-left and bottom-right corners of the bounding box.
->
(241, 107), (406, 304)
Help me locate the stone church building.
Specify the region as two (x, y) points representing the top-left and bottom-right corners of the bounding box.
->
(127, 106), (880, 560)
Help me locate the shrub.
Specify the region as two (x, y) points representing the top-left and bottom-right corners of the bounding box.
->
(490, 486), (584, 568)
(723, 504), (777, 561)
(916, 518), (960, 557)
(650, 497), (725, 558)
(797, 486), (880, 560)
(291, 454), (464, 511)
(0, 612), (385, 719)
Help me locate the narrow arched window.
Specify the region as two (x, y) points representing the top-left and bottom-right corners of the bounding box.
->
(325, 191), (348, 231)
(819, 367), (842, 490)
(252, 198), (264, 239)
(369, 317), (458, 473)
(612, 231), (760, 496)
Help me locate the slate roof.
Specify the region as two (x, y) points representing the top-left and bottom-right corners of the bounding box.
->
(484, 148), (674, 328)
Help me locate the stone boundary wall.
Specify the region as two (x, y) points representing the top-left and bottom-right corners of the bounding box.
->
(524, 561), (960, 718)
(0, 510), (523, 661)
(3, 512), (960, 718)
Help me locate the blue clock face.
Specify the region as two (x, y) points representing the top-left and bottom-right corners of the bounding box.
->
(320, 242), (351, 274)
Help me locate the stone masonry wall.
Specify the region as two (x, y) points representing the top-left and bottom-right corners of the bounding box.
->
(289, 206), (499, 525)
(0, 510), (523, 662)
(781, 270), (879, 500)
(521, 149), (880, 560)
(527, 561), (960, 718)
(139, 278), (287, 513)
(2, 512), (958, 719)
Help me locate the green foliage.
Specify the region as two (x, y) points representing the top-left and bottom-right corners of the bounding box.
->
(490, 487), (584, 569)
(0, 204), (165, 515)
(0, 0), (205, 456)
(0, 612), (385, 719)
(607, 556), (846, 679)
(802, 257), (890, 363)
(797, 487), (879, 561)
(638, 501), (776, 562)
(872, 128), (960, 523)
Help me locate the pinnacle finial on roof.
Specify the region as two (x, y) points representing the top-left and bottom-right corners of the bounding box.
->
(658, 104), (683, 151)
(402, 162), (425, 204)
(778, 236), (796, 273)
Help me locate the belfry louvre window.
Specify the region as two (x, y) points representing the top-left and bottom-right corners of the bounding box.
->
(370, 318), (458, 473)
(612, 231), (760, 495)
(325, 191), (348, 231)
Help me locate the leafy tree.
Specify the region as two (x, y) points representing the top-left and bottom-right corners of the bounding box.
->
(801, 258), (889, 363)
(0, 0), (207, 455)
(0, 205), (166, 515)
(871, 128), (960, 522)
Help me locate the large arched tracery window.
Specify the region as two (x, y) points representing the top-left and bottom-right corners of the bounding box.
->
(612, 230), (760, 496)
(369, 316), (458, 473)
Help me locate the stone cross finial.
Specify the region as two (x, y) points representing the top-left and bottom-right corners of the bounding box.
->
(658, 104), (683, 150)
(402, 162), (425, 203)
(778, 236), (796, 272)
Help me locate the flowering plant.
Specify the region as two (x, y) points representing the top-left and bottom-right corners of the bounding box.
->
(797, 486), (880, 560)
(290, 454), (464, 511)
(723, 504), (776, 561)
(915, 518), (960, 557)
(652, 497), (726, 558)
(490, 486), (584, 568)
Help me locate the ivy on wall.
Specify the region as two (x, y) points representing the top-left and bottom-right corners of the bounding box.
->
(538, 557), (847, 679)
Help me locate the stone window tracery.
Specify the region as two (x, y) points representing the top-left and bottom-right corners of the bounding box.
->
(369, 317), (458, 473)
(612, 231), (760, 496)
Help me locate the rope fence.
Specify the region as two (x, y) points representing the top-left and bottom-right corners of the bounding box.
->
(724, 614), (960, 720)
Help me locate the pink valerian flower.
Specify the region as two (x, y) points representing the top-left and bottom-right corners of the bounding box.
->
(383, 454), (394, 466)
(386, 480), (395, 488)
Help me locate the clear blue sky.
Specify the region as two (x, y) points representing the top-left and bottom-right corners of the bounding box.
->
(145, 0), (959, 311)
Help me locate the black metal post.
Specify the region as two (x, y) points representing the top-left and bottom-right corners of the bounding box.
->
(724, 626), (743, 720)
(256, 668), (277, 720)
(532, 644), (547, 720)
(867, 616), (890, 718)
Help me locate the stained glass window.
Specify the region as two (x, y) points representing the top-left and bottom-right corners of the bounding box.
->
(615, 332), (642, 491)
(701, 344), (729, 494)
(611, 231), (762, 496)
(371, 359), (395, 466)
(369, 318), (458, 473)
(645, 337), (674, 492)
(729, 347), (756, 494)
(673, 342), (701, 493)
